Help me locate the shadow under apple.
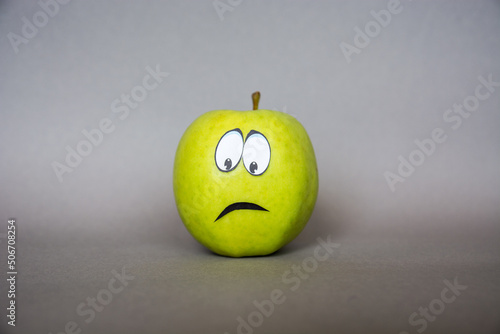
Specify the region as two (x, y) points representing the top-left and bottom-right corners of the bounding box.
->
(276, 188), (353, 256)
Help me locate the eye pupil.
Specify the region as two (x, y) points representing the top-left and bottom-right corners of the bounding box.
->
(250, 161), (258, 174)
(224, 158), (232, 170)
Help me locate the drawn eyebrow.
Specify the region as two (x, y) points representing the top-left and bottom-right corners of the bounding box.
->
(245, 129), (261, 141)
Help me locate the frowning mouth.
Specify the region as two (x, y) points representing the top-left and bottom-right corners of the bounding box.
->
(215, 202), (269, 222)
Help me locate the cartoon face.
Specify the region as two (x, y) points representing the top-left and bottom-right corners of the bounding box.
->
(214, 128), (271, 221)
(173, 109), (318, 257)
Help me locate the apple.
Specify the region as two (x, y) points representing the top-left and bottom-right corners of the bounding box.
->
(173, 92), (318, 257)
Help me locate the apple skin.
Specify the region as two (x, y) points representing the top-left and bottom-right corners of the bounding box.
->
(173, 108), (318, 257)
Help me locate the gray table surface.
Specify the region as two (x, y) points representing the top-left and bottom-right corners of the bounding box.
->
(1, 221), (499, 334)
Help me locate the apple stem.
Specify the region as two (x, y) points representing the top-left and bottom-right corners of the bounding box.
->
(252, 92), (260, 110)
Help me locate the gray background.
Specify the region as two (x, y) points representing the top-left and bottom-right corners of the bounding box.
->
(1, 1), (499, 333)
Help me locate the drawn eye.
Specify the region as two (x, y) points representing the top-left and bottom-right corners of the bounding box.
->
(215, 129), (244, 172)
(242, 131), (271, 176)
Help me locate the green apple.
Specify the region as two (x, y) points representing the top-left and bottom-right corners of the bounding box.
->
(173, 92), (318, 257)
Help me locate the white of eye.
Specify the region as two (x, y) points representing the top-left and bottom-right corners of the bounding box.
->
(242, 132), (271, 176)
(215, 129), (244, 172)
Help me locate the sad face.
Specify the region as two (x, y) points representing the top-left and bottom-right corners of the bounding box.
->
(173, 107), (318, 257)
